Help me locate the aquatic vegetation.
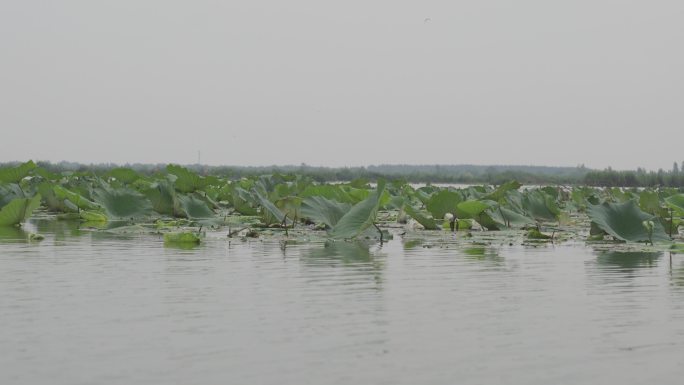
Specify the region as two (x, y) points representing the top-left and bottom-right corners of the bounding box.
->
(0, 194), (41, 226)
(163, 231), (201, 244)
(587, 200), (669, 243)
(0, 161), (681, 252)
(330, 180), (386, 239)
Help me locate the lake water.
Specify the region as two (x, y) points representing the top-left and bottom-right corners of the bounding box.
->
(2, 220), (684, 385)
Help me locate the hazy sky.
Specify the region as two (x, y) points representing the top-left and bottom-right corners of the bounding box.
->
(1, 1), (682, 170)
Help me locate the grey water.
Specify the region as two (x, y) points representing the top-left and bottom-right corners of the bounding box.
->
(2, 220), (684, 385)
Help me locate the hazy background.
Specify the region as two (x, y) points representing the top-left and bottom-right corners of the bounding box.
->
(1, 0), (682, 170)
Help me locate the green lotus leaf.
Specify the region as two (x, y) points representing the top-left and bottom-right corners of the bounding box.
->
(638, 190), (661, 215)
(275, 196), (303, 221)
(0, 194), (41, 226)
(413, 188), (433, 205)
(231, 187), (258, 216)
(164, 231), (201, 244)
(0, 160), (36, 183)
(178, 194), (214, 219)
(92, 187), (152, 220)
(300, 196), (351, 228)
(345, 187), (371, 204)
(453, 200), (501, 230)
(32, 166), (61, 182)
(167, 164), (206, 193)
(665, 194), (684, 215)
(426, 190), (462, 220)
(461, 186), (487, 200)
(607, 188), (637, 203)
(527, 228), (552, 240)
(587, 200), (670, 243)
(455, 200), (491, 218)
(404, 205), (439, 230)
(80, 210), (107, 222)
(0, 183), (26, 207)
(522, 190), (560, 222)
(302, 185), (355, 204)
(108, 168), (141, 185)
(145, 181), (180, 216)
(487, 206), (535, 228)
(53, 185), (99, 211)
(484, 180), (522, 201)
(253, 189), (286, 225)
(330, 180), (385, 239)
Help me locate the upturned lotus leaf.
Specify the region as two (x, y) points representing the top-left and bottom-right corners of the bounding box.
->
(522, 190), (560, 222)
(0, 160), (36, 183)
(426, 190), (462, 220)
(587, 200), (670, 243)
(484, 180), (522, 201)
(665, 194), (684, 215)
(93, 187), (152, 220)
(0, 194), (41, 226)
(178, 194), (214, 219)
(330, 180), (385, 239)
(404, 205), (439, 230)
(301, 196), (351, 228)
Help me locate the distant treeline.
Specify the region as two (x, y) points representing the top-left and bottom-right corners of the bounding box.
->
(584, 163), (684, 187)
(2, 161), (684, 187)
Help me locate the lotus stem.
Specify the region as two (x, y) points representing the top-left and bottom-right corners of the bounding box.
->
(373, 222), (383, 245)
(227, 226), (248, 238)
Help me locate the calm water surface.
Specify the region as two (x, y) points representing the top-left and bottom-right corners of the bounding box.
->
(2, 220), (684, 385)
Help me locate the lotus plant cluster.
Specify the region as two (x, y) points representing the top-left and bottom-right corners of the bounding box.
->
(0, 161), (683, 248)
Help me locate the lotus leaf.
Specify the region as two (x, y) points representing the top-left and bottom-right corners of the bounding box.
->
(145, 181), (180, 216)
(108, 168), (141, 185)
(665, 194), (684, 215)
(0, 160), (36, 183)
(638, 190), (661, 215)
(587, 200), (670, 243)
(404, 205), (439, 230)
(522, 190), (560, 222)
(0, 183), (26, 207)
(53, 185), (99, 211)
(253, 189), (286, 225)
(330, 180), (385, 239)
(92, 188), (151, 220)
(178, 194), (214, 219)
(0, 194), (41, 226)
(301, 196), (351, 228)
(167, 164), (206, 193)
(164, 232), (201, 244)
(484, 180), (522, 201)
(426, 190), (462, 220)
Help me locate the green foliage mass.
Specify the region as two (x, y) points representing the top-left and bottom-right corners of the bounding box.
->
(0, 161), (682, 248)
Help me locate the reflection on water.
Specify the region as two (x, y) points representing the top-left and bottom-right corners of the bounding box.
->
(595, 250), (662, 269)
(462, 245), (503, 265)
(668, 254), (684, 288)
(0, 226), (28, 242)
(306, 240), (373, 262)
(402, 238), (424, 250)
(2, 229), (684, 385)
(302, 240), (384, 289)
(33, 218), (83, 240)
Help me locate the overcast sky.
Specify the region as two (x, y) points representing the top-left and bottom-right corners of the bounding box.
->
(1, 1), (682, 170)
